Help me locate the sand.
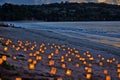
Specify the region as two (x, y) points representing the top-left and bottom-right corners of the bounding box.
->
(0, 26), (120, 80)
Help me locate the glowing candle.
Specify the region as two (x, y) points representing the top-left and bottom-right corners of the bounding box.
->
(87, 68), (92, 73)
(4, 47), (8, 52)
(61, 63), (66, 68)
(65, 69), (72, 76)
(99, 62), (103, 66)
(55, 49), (59, 54)
(106, 75), (111, 80)
(104, 70), (108, 75)
(16, 77), (22, 80)
(29, 53), (33, 57)
(98, 54), (101, 58)
(117, 69), (120, 73)
(85, 67), (89, 71)
(0, 58), (3, 64)
(13, 56), (17, 60)
(29, 64), (35, 70)
(68, 58), (72, 62)
(48, 55), (52, 59)
(12, 45), (15, 48)
(61, 59), (65, 62)
(28, 58), (32, 63)
(86, 74), (91, 79)
(89, 57), (94, 61)
(118, 73), (120, 78)
(57, 77), (63, 80)
(49, 60), (55, 66)
(38, 56), (42, 60)
(50, 67), (56, 75)
(33, 60), (37, 65)
(2, 55), (7, 61)
(75, 50), (79, 53)
(117, 64), (120, 68)
(75, 63), (80, 68)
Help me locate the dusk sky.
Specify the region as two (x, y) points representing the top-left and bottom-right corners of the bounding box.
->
(0, 0), (120, 5)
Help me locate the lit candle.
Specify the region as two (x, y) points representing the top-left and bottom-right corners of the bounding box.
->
(104, 70), (108, 75)
(2, 55), (7, 61)
(29, 64), (35, 70)
(106, 75), (111, 80)
(4, 47), (8, 52)
(50, 67), (57, 75)
(16, 77), (22, 80)
(61, 63), (66, 68)
(0, 58), (3, 64)
(75, 63), (80, 68)
(86, 74), (91, 79)
(65, 69), (72, 76)
(57, 77), (63, 80)
(118, 73), (120, 78)
(49, 60), (55, 66)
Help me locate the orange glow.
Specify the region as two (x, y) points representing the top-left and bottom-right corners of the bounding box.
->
(2, 55), (7, 61)
(29, 64), (35, 70)
(13, 56), (17, 60)
(12, 45), (15, 48)
(33, 60), (37, 65)
(65, 69), (72, 76)
(61, 63), (66, 68)
(98, 0), (106, 3)
(4, 47), (8, 51)
(68, 58), (72, 62)
(87, 68), (92, 73)
(49, 60), (55, 66)
(118, 73), (120, 78)
(29, 53), (33, 57)
(75, 63), (80, 68)
(55, 49), (59, 54)
(57, 77), (63, 80)
(0, 58), (3, 64)
(28, 58), (32, 63)
(50, 67), (57, 75)
(86, 74), (91, 79)
(99, 62), (103, 66)
(16, 77), (22, 80)
(48, 55), (52, 59)
(117, 69), (120, 73)
(106, 75), (111, 80)
(104, 70), (108, 75)
(117, 64), (120, 68)
(89, 57), (94, 61)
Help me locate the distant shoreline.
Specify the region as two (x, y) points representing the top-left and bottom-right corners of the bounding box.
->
(0, 3), (120, 21)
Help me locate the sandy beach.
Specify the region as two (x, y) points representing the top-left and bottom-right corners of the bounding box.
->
(0, 26), (120, 80)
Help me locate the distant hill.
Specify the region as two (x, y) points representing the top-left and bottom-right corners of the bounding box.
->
(0, 2), (120, 21)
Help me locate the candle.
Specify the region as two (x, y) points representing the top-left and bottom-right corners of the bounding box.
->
(0, 58), (3, 64)
(2, 55), (7, 61)
(4, 47), (8, 52)
(86, 74), (91, 79)
(61, 63), (66, 68)
(29, 64), (35, 70)
(50, 67), (56, 75)
(65, 69), (72, 76)
(106, 75), (111, 80)
(16, 77), (22, 80)
(104, 70), (108, 75)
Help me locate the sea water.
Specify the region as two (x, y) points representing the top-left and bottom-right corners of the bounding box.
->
(5, 21), (120, 48)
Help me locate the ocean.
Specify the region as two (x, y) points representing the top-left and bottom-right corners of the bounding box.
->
(5, 21), (120, 49)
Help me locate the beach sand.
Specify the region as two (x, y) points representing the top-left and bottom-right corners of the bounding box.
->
(0, 26), (120, 80)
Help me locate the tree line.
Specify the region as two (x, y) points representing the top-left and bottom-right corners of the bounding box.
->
(0, 2), (120, 21)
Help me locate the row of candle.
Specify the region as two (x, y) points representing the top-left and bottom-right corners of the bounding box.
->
(0, 37), (120, 80)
